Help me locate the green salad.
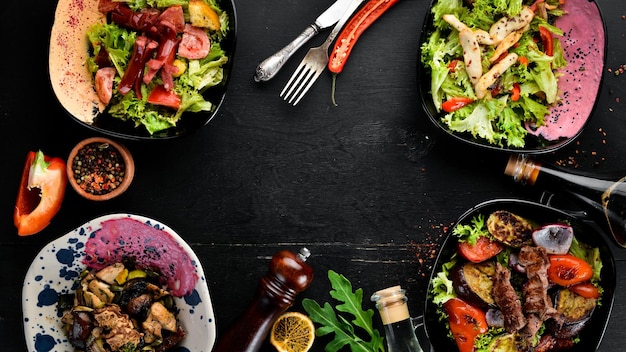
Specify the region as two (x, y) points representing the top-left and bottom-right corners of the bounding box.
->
(420, 0), (568, 148)
(87, 0), (230, 134)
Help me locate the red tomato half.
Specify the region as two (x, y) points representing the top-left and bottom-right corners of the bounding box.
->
(547, 254), (593, 286)
(457, 236), (504, 263)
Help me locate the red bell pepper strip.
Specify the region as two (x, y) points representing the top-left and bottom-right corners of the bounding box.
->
(328, 0), (400, 105)
(569, 282), (601, 299)
(14, 151), (67, 236)
(444, 298), (488, 352)
(547, 254), (593, 287)
(442, 97), (474, 112)
(457, 236), (504, 263)
(511, 83), (521, 101)
(147, 85), (182, 109)
(538, 25), (553, 56)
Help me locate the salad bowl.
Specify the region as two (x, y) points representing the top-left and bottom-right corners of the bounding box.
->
(417, 0), (606, 154)
(22, 213), (216, 351)
(421, 198), (616, 352)
(49, 0), (237, 140)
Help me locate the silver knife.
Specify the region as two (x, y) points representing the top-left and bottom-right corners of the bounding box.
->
(253, 0), (355, 82)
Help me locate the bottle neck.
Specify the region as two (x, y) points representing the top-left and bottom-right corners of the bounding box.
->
(371, 286), (410, 324)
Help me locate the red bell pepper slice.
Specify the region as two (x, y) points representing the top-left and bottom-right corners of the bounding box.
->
(444, 298), (488, 352)
(547, 254), (593, 286)
(539, 26), (553, 56)
(14, 150), (67, 236)
(569, 282), (601, 299)
(147, 85), (182, 109)
(442, 97), (474, 112)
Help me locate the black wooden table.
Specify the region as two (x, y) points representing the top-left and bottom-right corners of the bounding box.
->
(1, 0), (626, 351)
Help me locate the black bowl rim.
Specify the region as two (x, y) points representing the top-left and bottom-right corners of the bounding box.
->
(51, 0), (238, 141)
(416, 0), (608, 155)
(422, 198), (616, 352)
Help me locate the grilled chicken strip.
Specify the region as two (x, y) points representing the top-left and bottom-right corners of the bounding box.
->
(475, 53), (518, 99)
(489, 6), (534, 45)
(459, 29), (483, 85)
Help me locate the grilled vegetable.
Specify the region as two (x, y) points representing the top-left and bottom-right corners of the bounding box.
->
(548, 288), (597, 339)
(487, 210), (534, 247)
(532, 224), (574, 254)
(547, 254), (593, 286)
(450, 261), (496, 307)
(444, 298), (488, 352)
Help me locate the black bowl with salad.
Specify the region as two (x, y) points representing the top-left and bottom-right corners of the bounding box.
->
(423, 198), (615, 352)
(417, 0), (606, 154)
(49, 0), (237, 140)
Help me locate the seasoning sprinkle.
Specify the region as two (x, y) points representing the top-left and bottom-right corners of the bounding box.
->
(72, 142), (126, 195)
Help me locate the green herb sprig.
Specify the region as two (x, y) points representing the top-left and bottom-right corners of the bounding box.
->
(302, 270), (384, 352)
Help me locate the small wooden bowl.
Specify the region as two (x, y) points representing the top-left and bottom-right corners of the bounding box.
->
(67, 137), (135, 201)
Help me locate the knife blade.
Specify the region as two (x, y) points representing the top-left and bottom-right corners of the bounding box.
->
(253, 0), (355, 82)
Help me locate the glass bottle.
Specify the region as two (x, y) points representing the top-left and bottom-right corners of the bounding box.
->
(371, 286), (424, 352)
(505, 154), (626, 247)
(213, 248), (314, 352)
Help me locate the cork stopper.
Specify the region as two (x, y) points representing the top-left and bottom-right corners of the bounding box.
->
(504, 154), (540, 185)
(371, 286), (410, 325)
(504, 154), (520, 177)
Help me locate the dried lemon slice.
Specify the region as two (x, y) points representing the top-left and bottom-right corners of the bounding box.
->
(270, 312), (315, 352)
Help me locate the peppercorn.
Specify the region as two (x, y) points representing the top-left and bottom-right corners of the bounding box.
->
(71, 142), (126, 195)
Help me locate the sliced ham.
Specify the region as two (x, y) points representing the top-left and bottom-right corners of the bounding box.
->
(94, 67), (116, 105)
(159, 5), (185, 33)
(178, 24), (211, 60)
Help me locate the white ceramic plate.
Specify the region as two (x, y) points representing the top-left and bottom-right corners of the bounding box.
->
(22, 214), (215, 352)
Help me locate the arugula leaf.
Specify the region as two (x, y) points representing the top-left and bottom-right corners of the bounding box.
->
(302, 270), (384, 352)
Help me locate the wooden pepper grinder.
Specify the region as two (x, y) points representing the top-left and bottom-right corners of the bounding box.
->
(213, 247), (314, 352)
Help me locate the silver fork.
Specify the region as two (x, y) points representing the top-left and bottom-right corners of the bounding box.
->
(280, 0), (364, 106)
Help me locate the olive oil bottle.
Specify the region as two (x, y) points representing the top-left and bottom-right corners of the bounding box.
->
(371, 286), (424, 352)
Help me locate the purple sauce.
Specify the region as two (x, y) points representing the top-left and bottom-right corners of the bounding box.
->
(528, 0), (605, 140)
(83, 218), (198, 297)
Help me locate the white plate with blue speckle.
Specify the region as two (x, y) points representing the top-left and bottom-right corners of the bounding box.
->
(22, 213), (215, 352)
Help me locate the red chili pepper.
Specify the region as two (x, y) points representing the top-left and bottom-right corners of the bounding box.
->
(147, 85), (182, 109)
(14, 151), (67, 236)
(457, 236), (504, 263)
(547, 254), (593, 287)
(539, 25), (553, 56)
(442, 97), (474, 112)
(569, 282), (601, 299)
(444, 298), (488, 352)
(511, 83), (521, 101)
(328, 0), (400, 74)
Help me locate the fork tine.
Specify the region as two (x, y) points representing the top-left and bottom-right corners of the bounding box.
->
(287, 68), (317, 104)
(280, 62), (306, 98)
(291, 69), (324, 105)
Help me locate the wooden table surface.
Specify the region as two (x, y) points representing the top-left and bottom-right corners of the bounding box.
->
(1, 0), (626, 351)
